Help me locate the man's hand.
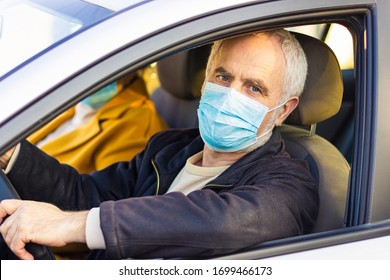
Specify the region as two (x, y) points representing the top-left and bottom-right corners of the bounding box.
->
(0, 146), (16, 170)
(0, 199), (88, 260)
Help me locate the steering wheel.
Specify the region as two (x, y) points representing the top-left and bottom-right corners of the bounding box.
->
(0, 170), (55, 260)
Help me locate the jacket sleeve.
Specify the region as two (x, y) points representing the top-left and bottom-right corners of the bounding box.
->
(7, 140), (142, 211)
(99, 157), (319, 259)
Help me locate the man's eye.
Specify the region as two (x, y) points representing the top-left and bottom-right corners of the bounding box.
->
(217, 75), (230, 82)
(250, 85), (261, 93)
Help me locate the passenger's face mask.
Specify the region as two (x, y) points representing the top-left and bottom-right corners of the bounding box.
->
(197, 82), (285, 152)
(81, 82), (118, 109)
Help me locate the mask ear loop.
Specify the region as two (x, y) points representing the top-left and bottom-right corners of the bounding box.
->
(268, 98), (289, 113)
(255, 98), (290, 140)
(255, 125), (274, 141)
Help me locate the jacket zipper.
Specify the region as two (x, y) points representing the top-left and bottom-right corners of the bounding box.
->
(151, 159), (160, 196)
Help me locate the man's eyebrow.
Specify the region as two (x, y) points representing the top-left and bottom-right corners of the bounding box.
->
(213, 67), (232, 76)
(213, 66), (269, 96)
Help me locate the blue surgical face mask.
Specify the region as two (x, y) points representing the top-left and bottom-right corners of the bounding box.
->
(197, 82), (285, 152)
(81, 82), (118, 109)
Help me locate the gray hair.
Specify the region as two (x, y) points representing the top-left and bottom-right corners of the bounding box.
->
(206, 29), (308, 102)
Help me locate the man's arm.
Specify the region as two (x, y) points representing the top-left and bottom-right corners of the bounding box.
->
(0, 143), (99, 259)
(6, 140), (141, 210)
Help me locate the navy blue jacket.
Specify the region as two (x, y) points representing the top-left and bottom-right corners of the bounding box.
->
(9, 129), (319, 259)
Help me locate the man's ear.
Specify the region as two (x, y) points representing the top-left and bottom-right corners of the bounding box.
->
(274, 97), (299, 126)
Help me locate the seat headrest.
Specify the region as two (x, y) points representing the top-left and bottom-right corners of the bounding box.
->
(156, 32), (343, 125)
(285, 32), (343, 125)
(157, 45), (211, 100)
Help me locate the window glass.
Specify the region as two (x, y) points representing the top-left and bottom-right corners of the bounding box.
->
(287, 24), (327, 40)
(0, 0), (114, 78)
(325, 23), (354, 69)
(0, 2), (82, 77)
(142, 62), (159, 95)
(288, 23), (354, 70)
(84, 0), (145, 11)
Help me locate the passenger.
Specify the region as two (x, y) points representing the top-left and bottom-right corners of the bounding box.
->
(27, 72), (167, 173)
(0, 29), (319, 260)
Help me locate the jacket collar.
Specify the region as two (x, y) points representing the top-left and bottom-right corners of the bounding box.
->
(154, 129), (285, 193)
(206, 131), (285, 187)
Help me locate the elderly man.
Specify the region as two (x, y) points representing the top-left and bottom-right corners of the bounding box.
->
(0, 29), (318, 260)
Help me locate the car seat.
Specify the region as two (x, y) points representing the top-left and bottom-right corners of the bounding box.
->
(316, 68), (355, 163)
(151, 32), (349, 233)
(151, 45), (210, 128)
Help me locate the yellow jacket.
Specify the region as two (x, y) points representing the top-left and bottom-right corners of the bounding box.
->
(28, 77), (167, 173)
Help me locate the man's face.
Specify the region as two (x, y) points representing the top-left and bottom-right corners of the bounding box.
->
(205, 33), (286, 135)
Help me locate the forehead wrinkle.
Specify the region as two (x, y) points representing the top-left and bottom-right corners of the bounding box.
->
(216, 47), (277, 78)
(207, 34), (286, 102)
